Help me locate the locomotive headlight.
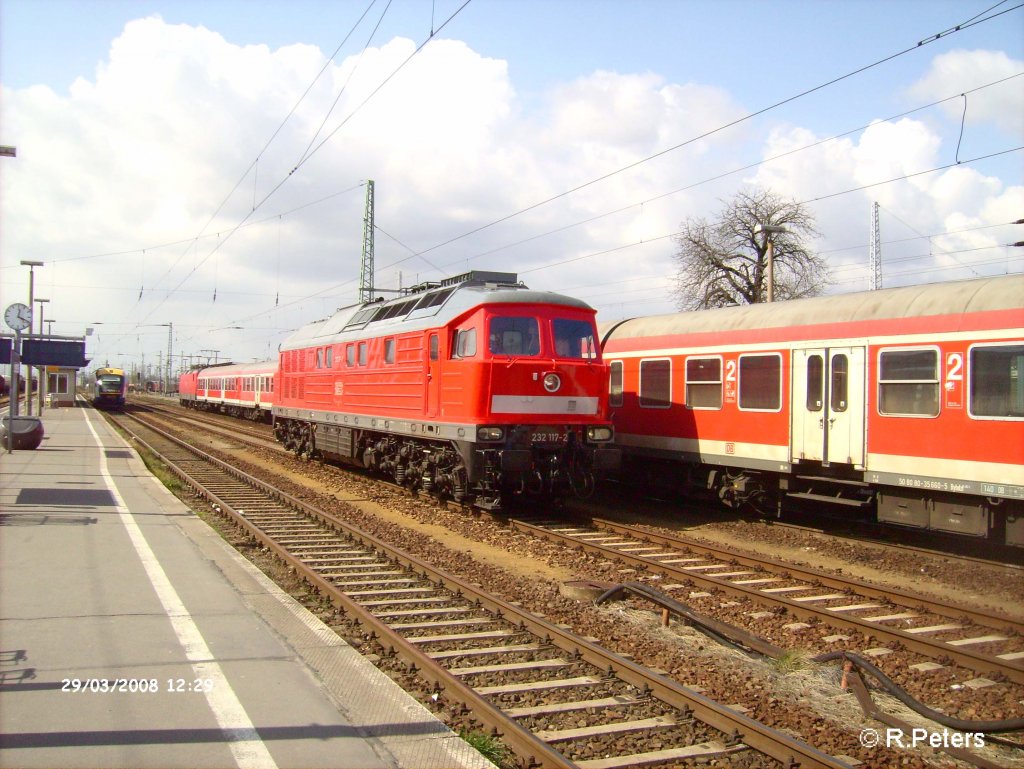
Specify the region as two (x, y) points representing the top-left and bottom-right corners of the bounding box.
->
(542, 373), (561, 393)
(587, 426), (613, 442)
(477, 426), (504, 442)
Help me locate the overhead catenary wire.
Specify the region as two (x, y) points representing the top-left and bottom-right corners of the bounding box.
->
(133, 0), (475, 330)
(394, 2), (1023, 265)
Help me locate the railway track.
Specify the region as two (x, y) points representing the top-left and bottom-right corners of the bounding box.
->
(129, 401), (1024, 686)
(514, 516), (1024, 687)
(109, 409), (855, 769)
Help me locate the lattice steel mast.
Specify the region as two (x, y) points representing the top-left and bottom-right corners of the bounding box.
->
(359, 180), (375, 303)
(869, 201), (882, 290)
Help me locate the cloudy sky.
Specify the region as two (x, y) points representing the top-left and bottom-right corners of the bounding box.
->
(1, 0), (1021, 373)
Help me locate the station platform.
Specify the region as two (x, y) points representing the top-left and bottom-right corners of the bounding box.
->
(0, 404), (494, 769)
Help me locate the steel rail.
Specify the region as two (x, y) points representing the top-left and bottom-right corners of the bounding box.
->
(512, 518), (1024, 686)
(115, 411), (854, 769)
(587, 516), (1023, 630)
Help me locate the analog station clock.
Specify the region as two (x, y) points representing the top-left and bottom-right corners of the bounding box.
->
(4, 302), (32, 331)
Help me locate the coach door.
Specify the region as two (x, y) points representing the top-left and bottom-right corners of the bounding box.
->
(791, 347), (866, 468)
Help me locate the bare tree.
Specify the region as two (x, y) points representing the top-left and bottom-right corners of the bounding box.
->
(671, 189), (829, 310)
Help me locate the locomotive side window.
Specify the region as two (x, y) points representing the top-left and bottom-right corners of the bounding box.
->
(830, 354), (848, 412)
(609, 361), (623, 407)
(969, 344), (1024, 419)
(358, 342), (368, 366)
(316, 348), (324, 369)
(429, 334), (439, 361)
(489, 317), (539, 356)
(738, 353), (781, 411)
(453, 328), (477, 358)
(685, 357), (722, 409)
(553, 319), (597, 360)
(384, 338), (395, 364)
(346, 344), (355, 367)
(639, 359), (671, 408)
(326, 346), (334, 368)
(878, 348), (939, 417)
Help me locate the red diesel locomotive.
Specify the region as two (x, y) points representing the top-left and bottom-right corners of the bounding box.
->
(601, 274), (1024, 546)
(273, 271), (619, 508)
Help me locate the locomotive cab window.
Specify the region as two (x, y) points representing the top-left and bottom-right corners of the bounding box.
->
(453, 328), (477, 359)
(738, 353), (782, 411)
(970, 343), (1024, 420)
(552, 318), (597, 360)
(489, 317), (540, 356)
(879, 348), (939, 417)
(609, 361), (624, 407)
(639, 359), (671, 408)
(685, 357), (722, 409)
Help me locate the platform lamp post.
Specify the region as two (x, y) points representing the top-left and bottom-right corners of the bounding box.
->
(34, 298), (49, 414)
(20, 261), (44, 413)
(753, 225), (787, 303)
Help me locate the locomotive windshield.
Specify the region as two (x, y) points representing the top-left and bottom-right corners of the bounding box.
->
(553, 318), (598, 361)
(489, 317), (540, 356)
(486, 316), (599, 360)
(97, 375), (123, 393)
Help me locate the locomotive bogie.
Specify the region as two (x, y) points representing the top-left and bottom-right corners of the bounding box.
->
(602, 275), (1024, 545)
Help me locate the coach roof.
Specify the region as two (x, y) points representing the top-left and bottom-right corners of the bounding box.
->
(600, 274), (1024, 342)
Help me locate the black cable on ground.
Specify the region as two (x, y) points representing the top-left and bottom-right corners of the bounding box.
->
(594, 581), (1024, 737)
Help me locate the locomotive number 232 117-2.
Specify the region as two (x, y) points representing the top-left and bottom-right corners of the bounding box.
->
(531, 431), (568, 444)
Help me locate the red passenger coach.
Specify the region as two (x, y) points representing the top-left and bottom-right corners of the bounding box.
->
(601, 275), (1024, 546)
(273, 271), (619, 509)
(179, 360), (276, 421)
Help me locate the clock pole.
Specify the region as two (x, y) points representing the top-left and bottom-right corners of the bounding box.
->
(6, 329), (20, 453)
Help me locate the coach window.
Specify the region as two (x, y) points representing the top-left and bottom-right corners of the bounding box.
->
(969, 343), (1024, 419)
(878, 348), (939, 417)
(429, 333), (439, 361)
(358, 341), (368, 366)
(346, 344), (355, 367)
(738, 353), (782, 411)
(639, 359), (671, 408)
(609, 361), (624, 407)
(830, 354), (849, 412)
(806, 355), (823, 411)
(384, 338), (395, 364)
(453, 327), (477, 359)
(685, 357), (722, 409)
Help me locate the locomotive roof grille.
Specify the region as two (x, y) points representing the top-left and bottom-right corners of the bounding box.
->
(341, 271), (522, 331)
(282, 269), (594, 351)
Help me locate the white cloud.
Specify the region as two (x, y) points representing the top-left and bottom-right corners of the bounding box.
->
(1, 20), (1019, 370)
(908, 49), (1024, 137)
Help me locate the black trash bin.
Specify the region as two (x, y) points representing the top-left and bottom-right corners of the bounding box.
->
(1, 416), (45, 450)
